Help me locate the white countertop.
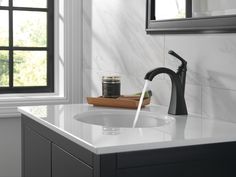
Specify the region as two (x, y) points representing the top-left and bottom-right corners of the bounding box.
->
(18, 104), (236, 154)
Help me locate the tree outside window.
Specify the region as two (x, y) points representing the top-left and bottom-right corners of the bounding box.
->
(0, 0), (54, 93)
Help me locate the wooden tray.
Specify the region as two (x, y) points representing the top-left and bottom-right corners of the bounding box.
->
(87, 96), (151, 109)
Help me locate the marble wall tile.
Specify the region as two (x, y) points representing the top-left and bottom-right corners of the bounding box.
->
(165, 33), (236, 90)
(202, 87), (236, 123)
(83, 0), (165, 78)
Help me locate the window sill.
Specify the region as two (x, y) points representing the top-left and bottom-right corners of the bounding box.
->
(0, 94), (70, 118)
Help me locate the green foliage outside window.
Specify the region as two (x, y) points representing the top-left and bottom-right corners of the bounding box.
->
(0, 51), (9, 87)
(0, 10), (47, 87)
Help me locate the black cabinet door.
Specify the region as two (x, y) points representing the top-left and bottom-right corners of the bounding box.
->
(52, 144), (93, 177)
(23, 127), (51, 177)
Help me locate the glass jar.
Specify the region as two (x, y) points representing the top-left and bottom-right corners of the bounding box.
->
(102, 76), (121, 98)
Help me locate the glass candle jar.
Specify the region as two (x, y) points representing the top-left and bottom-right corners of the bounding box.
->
(102, 76), (121, 98)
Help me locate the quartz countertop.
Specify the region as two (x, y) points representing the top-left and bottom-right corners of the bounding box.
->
(18, 104), (236, 154)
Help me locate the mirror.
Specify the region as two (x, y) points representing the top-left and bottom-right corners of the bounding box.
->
(146, 0), (236, 33)
(155, 0), (187, 21)
(192, 0), (236, 18)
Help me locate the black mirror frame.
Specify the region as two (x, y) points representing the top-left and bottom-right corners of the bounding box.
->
(146, 0), (236, 34)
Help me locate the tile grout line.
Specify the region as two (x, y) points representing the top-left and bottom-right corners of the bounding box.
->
(201, 85), (203, 118)
(163, 34), (166, 67)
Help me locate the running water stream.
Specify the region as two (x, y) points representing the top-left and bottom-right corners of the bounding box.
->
(132, 80), (149, 128)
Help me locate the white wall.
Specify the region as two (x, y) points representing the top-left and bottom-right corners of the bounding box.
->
(0, 118), (21, 177)
(83, 0), (236, 123)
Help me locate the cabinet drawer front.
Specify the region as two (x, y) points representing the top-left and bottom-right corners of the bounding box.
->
(52, 144), (93, 177)
(117, 160), (236, 177)
(117, 142), (236, 169)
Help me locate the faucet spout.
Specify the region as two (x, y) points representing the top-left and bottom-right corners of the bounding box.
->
(144, 50), (188, 115)
(145, 67), (176, 81)
(145, 67), (188, 115)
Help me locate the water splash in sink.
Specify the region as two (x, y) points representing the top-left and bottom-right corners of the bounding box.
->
(133, 80), (150, 128)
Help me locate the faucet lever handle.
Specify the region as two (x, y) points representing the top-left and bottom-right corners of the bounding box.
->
(168, 50), (187, 70)
(168, 50), (187, 93)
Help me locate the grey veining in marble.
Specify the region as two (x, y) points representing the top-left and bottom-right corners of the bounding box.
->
(202, 87), (236, 123)
(83, 0), (165, 77)
(165, 34), (236, 90)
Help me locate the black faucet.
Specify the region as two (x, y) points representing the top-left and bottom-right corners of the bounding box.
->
(145, 50), (188, 115)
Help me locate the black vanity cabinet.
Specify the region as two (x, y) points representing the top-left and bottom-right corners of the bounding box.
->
(22, 115), (236, 177)
(52, 144), (92, 177)
(22, 115), (93, 177)
(23, 126), (92, 177)
(23, 127), (51, 177)
(23, 129), (92, 177)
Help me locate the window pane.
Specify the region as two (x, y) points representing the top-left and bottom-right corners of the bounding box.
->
(0, 0), (9, 6)
(13, 11), (47, 47)
(13, 0), (47, 8)
(14, 51), (47, 87)
(0, 10), (9, 46)
(0, 51), (9, 87)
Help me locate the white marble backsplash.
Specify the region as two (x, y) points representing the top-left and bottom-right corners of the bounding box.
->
(83, 0), (236, 122)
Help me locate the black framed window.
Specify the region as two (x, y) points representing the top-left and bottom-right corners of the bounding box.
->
(0, 0), (54, 93)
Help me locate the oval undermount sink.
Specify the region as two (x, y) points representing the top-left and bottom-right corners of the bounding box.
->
(74, 110), (174, 128)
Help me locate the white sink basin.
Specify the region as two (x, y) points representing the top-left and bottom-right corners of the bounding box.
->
(74, 110), (174, 128)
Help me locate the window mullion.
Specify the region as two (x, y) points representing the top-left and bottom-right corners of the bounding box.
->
(9, 0), (13, 88)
